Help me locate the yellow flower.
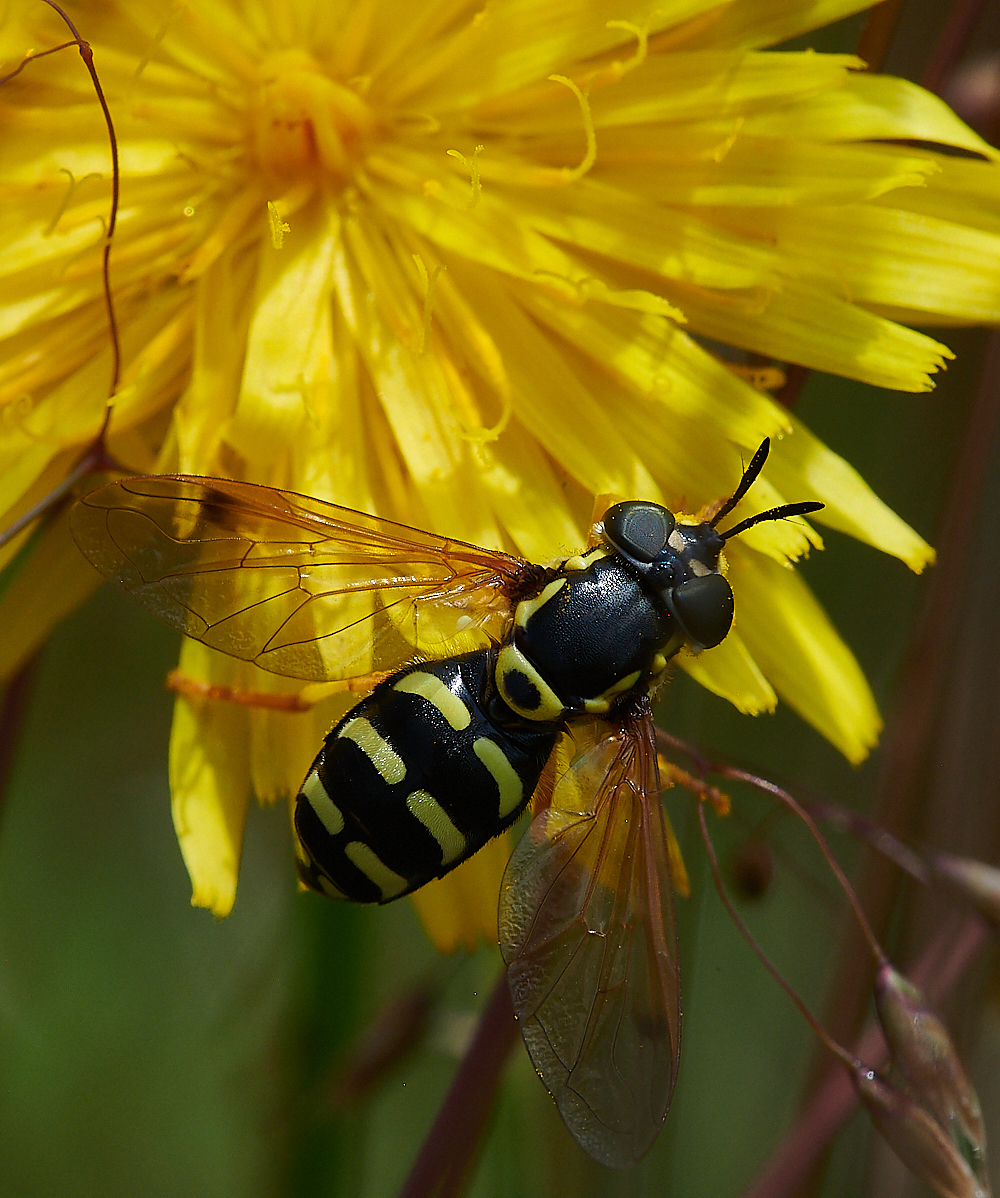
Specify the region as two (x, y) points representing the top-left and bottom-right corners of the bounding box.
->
(2, 0), (997, 943)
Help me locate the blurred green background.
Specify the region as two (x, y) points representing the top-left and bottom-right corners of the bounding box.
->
(2, 6), (999, 1198)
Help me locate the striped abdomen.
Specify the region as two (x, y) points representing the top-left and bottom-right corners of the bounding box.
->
(294, 649), (558, 903)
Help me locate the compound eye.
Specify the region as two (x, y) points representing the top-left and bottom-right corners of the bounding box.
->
(671, 574), (734, 650)
(603, 502), (676, 563)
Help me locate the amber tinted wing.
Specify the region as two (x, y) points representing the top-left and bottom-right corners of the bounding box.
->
(72, 476), (530, 682)
(499, 717), (680, 1169)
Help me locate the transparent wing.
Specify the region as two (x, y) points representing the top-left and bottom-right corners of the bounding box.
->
(72, 476), (531, 682)
(499, 716), (680, 1169)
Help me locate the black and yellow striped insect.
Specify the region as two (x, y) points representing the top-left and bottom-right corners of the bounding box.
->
(71, 439), (820, 1168)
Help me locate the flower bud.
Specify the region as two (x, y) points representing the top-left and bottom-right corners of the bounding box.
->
(855, 1066), (987, 1198)
(932, 854), (1000, 927)
(874, 965), (987, 1186)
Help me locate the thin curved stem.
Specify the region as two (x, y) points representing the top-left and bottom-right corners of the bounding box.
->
(0, 2), (123, 554)
(739, 914), (991, 1198)
(723, 766), (888, 968)
(0, 419), (116, 553)
(37, 0), (120, 394)
(697, 803), (858, 1072)
(805, 798), (929, 885)
(657, 728), (888, 969)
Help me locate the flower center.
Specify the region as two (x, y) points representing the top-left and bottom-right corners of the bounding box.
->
(251, 50), (377, 184)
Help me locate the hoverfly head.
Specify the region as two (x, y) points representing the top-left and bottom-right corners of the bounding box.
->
(602, 439), (823, 653)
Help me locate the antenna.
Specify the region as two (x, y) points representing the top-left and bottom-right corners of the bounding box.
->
(712, 439), (824, 541)
(719, 501), (825, 542)
(710, 439), (771, 529)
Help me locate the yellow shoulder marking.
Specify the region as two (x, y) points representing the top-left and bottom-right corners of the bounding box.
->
(514, 577), (567, 630)
(496, 643), (566, 722)
(582, 669), (642, 714)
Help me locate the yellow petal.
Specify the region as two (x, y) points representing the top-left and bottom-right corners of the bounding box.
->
(665, 277), (954, 392)
(678, 630), (777, 715)
(169, 640), (252, 917)
(224, 199), (338, 475)
(515, 284), (789, 449)
(480, 51), (862, 131)
(873, 152), (1000, 238)
(249, 688), (359, 806)
(742, 73), (1000, 162)
(444, 259), (661, 500)
(0, 506), (101, 686)
(409, 830), (512, 952)
(767, 419), (935, 572)
(667, 0), (876, 52)
(719, 204), (1000, 325)
(334, 212), (503, 543)
(474, 418), (586, 561)
(513, 178), (780, 291)
(405, 0), (703, 111)
(728, 546), (881, 763)
(596, 137), (937, 208)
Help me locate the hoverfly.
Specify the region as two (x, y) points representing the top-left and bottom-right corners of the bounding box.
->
(71, 439), (821, 1168)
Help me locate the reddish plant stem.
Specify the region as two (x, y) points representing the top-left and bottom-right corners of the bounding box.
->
(818, 329), (1000, 1086)
(698, 803), (857, 1070)
(37, 0), (121, 393)
(804, 799), (929, 885)
(921, 0), (989, 94)
(398, 971), (518, 1198)
(0, 656), (40, 814)
(656, 728), (890, 967)
(717, 764), (888, 969)
(0, 1), (122, 552)
(856, 0), (907, 72)
(739, 914), (991, 1198)
(774, 364), (811, 411)
(0, 426), (116, 553)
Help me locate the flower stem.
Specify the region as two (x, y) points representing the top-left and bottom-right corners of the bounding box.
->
(820, 327), (1000, 1087)
(738, 913), (991, 1198)
(921, 0), (989, 94)
(0, 656), (39, 815)
(804, 798), (929, 885)
(656, 728), (888, 968)
(397, 970), (517, 1198)
(697, 802), (857, 1071)
(36, 0), (121, 394)
(856, 0), (907, 72)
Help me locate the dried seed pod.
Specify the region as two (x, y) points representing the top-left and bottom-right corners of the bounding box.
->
(932, 855), (1000, 927)
(855, 1066), (987, 1198)
(874, 965), (988, 1188)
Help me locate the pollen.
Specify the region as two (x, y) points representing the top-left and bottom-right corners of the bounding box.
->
(250, 50), (377, 184)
